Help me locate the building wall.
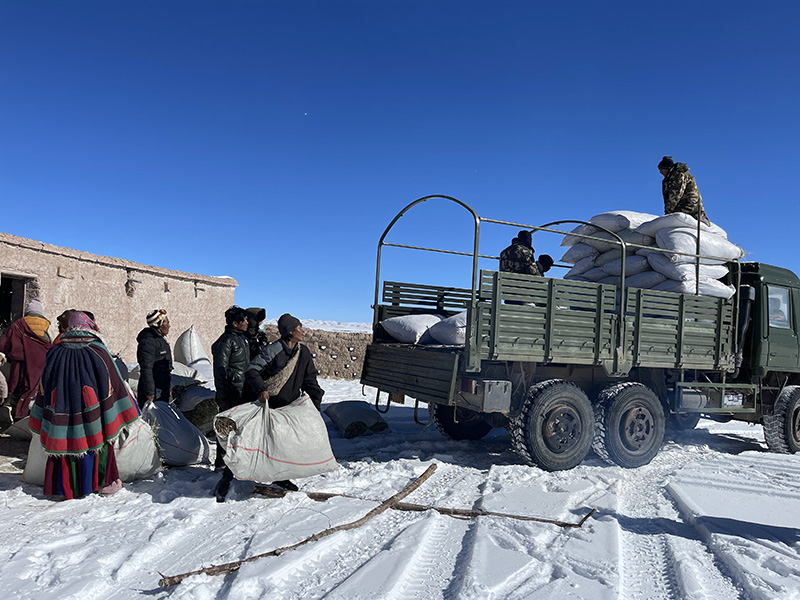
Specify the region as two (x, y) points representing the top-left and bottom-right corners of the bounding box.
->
(0, 232), (237, 363)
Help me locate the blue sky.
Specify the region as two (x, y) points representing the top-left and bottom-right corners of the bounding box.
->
(2, 1), (799, 323)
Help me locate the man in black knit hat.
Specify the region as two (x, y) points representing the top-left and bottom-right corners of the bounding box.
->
(658, 156), (709, 223)
(213, 313), (324, 500)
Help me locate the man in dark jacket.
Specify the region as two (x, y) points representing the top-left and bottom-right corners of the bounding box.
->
(214, 313), (324, 500)
(211, 306), (250, 470)
(244, 307), (269, 360)
(499, 230), (542, 276)
(136, 309), (172, 407)
(658, 156), (709, 223)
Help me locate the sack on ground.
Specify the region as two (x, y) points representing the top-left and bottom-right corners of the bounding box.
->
(215, 395), (338, 484)
(6, 416), (32, 440)
(142, 400), (210, 466)
(113, 417), (161, 481)
(23, 433), (47, 485)
(324, 400), (389, 439)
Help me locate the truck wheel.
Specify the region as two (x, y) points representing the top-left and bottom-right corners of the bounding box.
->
(593, 383), (665, 468)
(763, 386), (800, 454)
(668, 412), (701, 431)
(509, 380), (593, 471)
(433, 404), (493, 441)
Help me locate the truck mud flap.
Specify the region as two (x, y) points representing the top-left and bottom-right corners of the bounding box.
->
(360, 344), (460, 405)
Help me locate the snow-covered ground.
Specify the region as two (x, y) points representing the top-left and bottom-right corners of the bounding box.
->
(1, 379), (799, 600)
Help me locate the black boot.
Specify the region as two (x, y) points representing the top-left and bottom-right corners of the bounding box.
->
(273, 480), (298, 492)
(213, 468), (234, 502)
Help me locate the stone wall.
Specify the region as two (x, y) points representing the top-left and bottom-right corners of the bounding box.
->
(260, 325), (372, 380)
(0, 232), (237, 363)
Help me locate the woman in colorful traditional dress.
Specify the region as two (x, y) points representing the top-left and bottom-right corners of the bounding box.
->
(29, 311), (141, 499)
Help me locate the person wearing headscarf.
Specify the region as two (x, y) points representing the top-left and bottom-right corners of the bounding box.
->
(28, 311), (140, 499)
(136, 309), (172, 407)
(0, 299), (53, 426)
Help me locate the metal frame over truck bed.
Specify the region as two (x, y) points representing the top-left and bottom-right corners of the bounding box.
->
(362, 196), (799, 471)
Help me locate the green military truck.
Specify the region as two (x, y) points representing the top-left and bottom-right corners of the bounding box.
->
(360, 195), (800, 471)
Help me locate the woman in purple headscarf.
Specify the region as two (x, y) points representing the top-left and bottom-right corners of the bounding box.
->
(29, 311), (140, 499)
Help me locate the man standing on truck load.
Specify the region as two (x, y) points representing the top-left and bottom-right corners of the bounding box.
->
(658, 156), (709, 223)
(500, 230), (542, 276)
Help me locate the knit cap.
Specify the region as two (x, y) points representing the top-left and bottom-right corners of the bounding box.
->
(277, 313), (301, 337)
(147, 309), (167, 328)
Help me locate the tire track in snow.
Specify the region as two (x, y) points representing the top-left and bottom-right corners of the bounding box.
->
(616, 444), (744, 600)
(242, 461), (488, 600)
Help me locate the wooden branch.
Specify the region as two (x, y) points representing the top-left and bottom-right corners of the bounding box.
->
(298, 491), (595, 528)
(158, 463), (437, 588)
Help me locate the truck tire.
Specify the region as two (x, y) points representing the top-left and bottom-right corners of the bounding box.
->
(668, 412), (701, 431)
(593, 383), (665, 468)
(509, 380), (593, 472)
(763, 385), (800, 454)
(433, 404), (493, 441)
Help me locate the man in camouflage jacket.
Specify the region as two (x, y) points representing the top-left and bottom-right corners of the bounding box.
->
(658, 156), (708, 222)
(499, 230), (542, 276)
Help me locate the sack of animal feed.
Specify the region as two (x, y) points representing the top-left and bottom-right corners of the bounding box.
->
(324, 401), (389, 439)
(142, 400), (210, 466)
(113, 417), (161, 481)
(215, 395), (338, 484)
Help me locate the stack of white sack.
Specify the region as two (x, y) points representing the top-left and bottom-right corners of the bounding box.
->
(561, 210), (744, 299)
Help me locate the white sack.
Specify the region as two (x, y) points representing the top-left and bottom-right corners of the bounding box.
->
(561, 243), (599, 264)
(581, 267), (609, 282)
(645, 252), (730, 281)
(589, 210), (660, 232)
(174, 327), (215, 389)
(215, 395), (338, 484)
(635, 213), (728, 239)
(178, 384), (217, 413)
(426, 311), (467, 345)
(598, 276), (621, 285)
(581, 228), (655, 253)
(142, 401), (210, 466)
(565, 255), (596, 277)
(23, 434), (47, 485)
(6, 416), (32, 440)
(113, 417), (162, 481)
(561, 223), (600, 247)
(625, 270), (668, 289)
(655, 228), (744, 264)
(594, 249), (625, 267)
(324, 401), (389, 439)
(600, 255), (651, 277)
(381, 314), (442, 344)
(653, 278), (736, 299)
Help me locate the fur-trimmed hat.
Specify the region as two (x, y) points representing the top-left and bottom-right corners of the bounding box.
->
(147, 309), (167, 328)
(277, 313), (301, 338)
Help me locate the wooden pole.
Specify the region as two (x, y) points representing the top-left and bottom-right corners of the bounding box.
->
(158, 464), (437, 588)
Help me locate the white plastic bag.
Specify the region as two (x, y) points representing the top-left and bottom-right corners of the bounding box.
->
(589, 210), (660, 232)
(142, 401), (211, 466)
(426, 311), (467, 345)
(644, 251), (730, 281)
(561, 243), (599, 264)
(215, 395), (337, 484)
(380, 314), (442, 344)
(23, 434), (47, 485)
(113, 417), (162, 481)
(174, 326), (215, 389)
(654, 229), (744, 264)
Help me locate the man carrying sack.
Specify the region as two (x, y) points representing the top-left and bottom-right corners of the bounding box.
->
(212, 314), (331, 502)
